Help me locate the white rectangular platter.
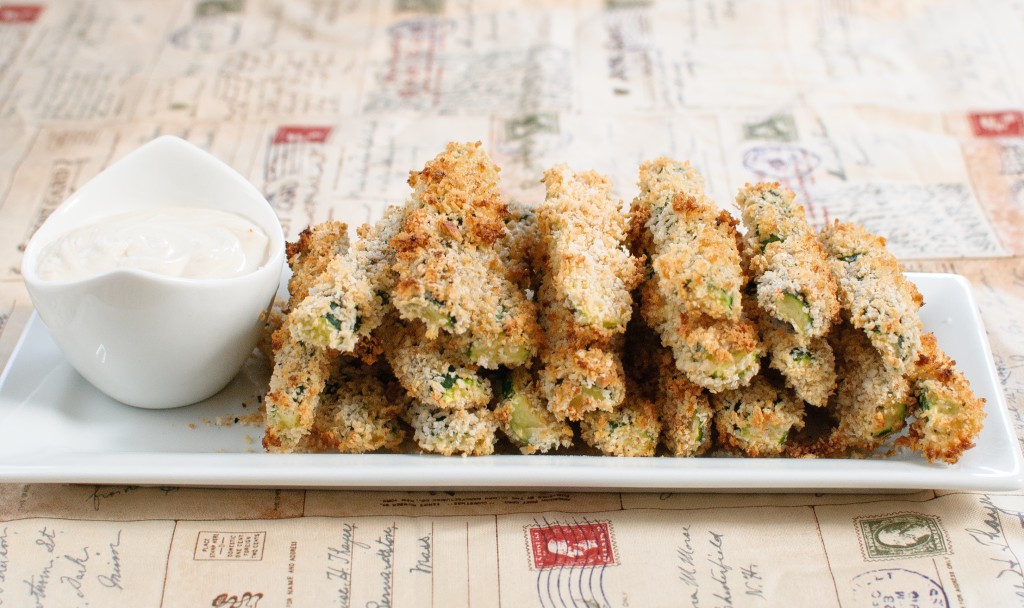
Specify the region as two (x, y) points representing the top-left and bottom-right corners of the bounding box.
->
(0, 273), (1021, 492)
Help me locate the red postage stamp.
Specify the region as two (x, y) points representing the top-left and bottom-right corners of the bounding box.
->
(527, 521), (617, 569)
(968, 111), (1024, 138)
(0, 5), (43, 23)
(271, 125), (333, 145)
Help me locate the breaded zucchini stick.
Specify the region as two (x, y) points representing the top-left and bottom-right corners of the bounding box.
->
(289, 205), (405, 353)
(828, 323), (914, 454)
(624, 320), (713, 457)
(382, 316), (492, 411)
(652, 346), (714, 457)
(736, 183), (840, 338)
(264, 320), (339, 453)
(390, 142), (540, 369)
(711, 375), (805, 457)
(899, 333), (986, 464)
(493, 367), (573, 454)
(285, 221), (350, 311)
(499, 200), (541, 293)
(631, 158), (744, 320)
(538, 164), (641, 335)
(743, 289), (837, 407)
(264, 222), (350, 453)
(580, 386), (661, 457)
(762, 328), (837, 407)
(630, 159), (761, 392)
(298, 362), (406, 453)
(535, 165), (640, 419)
(536, 276), (628, 420)
(819, 221), (923, 372)
(403, 401), (499, 456)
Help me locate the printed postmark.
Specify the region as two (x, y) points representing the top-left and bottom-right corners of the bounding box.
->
(856, 513), (950, 561)
(742, 144), (821, 180)
(526, 521), (617, 570)
(851, 568), (949, 607)
(969, 110), (1024, 138)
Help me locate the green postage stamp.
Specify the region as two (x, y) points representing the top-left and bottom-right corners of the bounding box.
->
(856, 513), (950, 560)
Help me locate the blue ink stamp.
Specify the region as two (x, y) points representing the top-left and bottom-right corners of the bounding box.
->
(851, 568), (949, 607)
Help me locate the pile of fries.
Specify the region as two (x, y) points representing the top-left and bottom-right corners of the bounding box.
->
(261, 142), (984, 464)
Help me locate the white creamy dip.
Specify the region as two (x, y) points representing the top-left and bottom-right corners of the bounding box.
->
(36, 207), (270, 281)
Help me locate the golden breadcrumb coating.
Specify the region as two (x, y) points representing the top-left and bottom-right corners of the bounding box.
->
(263, 223), (351, 452)
(403, 402), (499, 456)
(640, 275), (761, 393)
(630, 159), (762, 392)
(289, 205), (405, 353)
(631, 158), (744, 321)
(899, 332), (986, 464)
(712, 375), (805, 457)
(285, 221), (350, 311)
(579, 385), (661, 457)
(624, 320), (713, 457)
(390, 142), (541, 368)
(534, 165), (638, 420)
(381, 316), (492, 411)
(820, 220), (923, 372)
(828, 323), (913, 454)
(765, 331), (837, 408)
(263, 318), (339, 453)
(298, 362), (405, 453)
(500, 200), (541, 293)
(737, 183), (840, 340)
(653, 345), (713, 457)
(538, 164), (641, 336)
(744, 293), (836, 407)
(493, 367), (574, 454)
(536, 335), (626, 422)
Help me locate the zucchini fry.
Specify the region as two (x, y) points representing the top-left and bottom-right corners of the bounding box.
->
(263, 221), (349, 452)
(538, 164), (641, 336)
(580, 385), (661, 457)
(711, 375), (805, 457)
(382, 316), (492, 411)
(403, 402), (499, 456)
(263, 318), (339, 453)
(285, 221), (350, 311)
(652, 345), (714, 457)
(390, 142), (540, 369)
(736, 183), (840, 338)
(763, 329), (837, 407)
(298, 362), (405, 453)
(630, 158), (761, 392)
(289, 204), (405, 353)
(493, 367), (574, 454)
(899, 332), (985, 464)
(631, 158), (744, 321)
(535, 165), (640, 419)
(828, 323), (914, 454)
(819, 220), (923, 372)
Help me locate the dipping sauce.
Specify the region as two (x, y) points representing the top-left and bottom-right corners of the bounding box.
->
(36, 207), (270, 281)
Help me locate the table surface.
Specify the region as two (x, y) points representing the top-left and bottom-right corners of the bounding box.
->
(2, 1), (1024, 606)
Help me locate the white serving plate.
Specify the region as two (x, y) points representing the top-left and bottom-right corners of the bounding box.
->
(0, 273), (1021, 492)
